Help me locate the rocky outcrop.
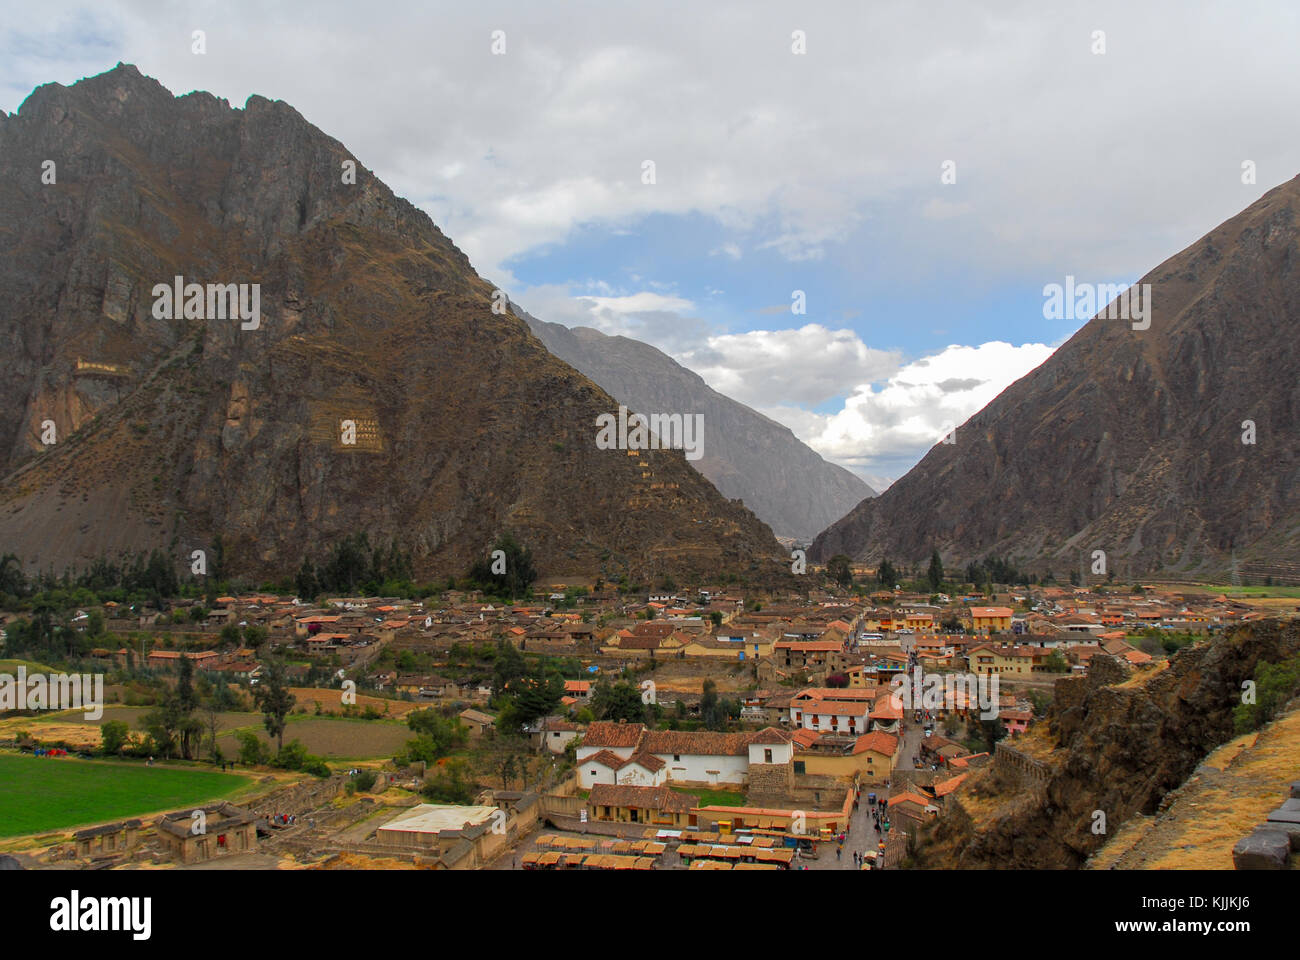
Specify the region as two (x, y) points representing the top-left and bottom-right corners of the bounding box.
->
(519, 308), (874, 542)
(919, 619), (1300, 869)
(0, 64), (786, 584)
(810, 178), (1300, 579)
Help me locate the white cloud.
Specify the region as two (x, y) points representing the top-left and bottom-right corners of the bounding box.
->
(8, 1), (1293, 285)
(680, 325), (901, 408)
(795, 341), (1057, 482)
(516, 284), (1055, 486)
(580, 292), (695, 314)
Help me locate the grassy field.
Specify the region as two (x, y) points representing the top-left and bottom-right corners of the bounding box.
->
(0, 658), (58, 673)
(0, 753), (253, 837)
(1166, 584), (1300, 599)
(672, 786), (746, 808)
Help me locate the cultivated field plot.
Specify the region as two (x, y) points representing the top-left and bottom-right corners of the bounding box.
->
(216, 716), (413, 760)
(287, 687), (421, 718)
(0, 707), (263, 750)
(0, 754), (253, 837)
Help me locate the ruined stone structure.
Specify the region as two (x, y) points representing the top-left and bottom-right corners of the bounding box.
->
(993, 742), (1050, 791)
(73, 819), (142, 860)
(156, 802), (258, 864)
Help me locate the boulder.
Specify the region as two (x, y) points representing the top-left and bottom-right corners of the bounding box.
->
(1232, 829), (1291, 869)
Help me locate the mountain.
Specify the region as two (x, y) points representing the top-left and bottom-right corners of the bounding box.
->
(518, 308), (874, 543)
(0, 64), (787, 585)
(811, 177), (1300, 581)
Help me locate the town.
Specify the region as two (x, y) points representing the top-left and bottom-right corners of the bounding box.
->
(3, 554), (1289, 873)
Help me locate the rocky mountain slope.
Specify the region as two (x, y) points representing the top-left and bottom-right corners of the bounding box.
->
(811, 180), (1300, 579)
(518, 307), (874, 542)
(914, 618), (1300, 869)
(1087, 704), (1300, 869)
(0, 64), (786, 584)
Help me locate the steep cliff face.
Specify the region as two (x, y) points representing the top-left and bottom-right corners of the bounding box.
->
(0, 64), (785, 583)
(519, 308), (874, 542)
(917, 619), (1300, 869)
(811, 178), (1300, 579)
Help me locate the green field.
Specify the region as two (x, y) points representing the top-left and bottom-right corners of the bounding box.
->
(1163, 584), (1300, 598)
(0, 659), (58, 674)
(0, 753), (254, 837)
(671, 786), (746, 808)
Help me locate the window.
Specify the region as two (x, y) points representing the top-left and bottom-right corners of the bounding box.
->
(764, 749), (773, 763)
(673, 754), (681, 762)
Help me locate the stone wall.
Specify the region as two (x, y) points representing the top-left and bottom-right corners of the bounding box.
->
(993, 742), (1050, 791)
(246, 775), (347, 819)
(1087, 654), (1130, 687)
(747, 760), (795, 799)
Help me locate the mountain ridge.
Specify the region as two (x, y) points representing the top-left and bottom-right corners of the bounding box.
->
(811, 175), (1300, 580)
(517, 305), (874, 542)
(0, 63), (788, 586)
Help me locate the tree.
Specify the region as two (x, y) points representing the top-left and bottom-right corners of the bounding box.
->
(508, 675), (563, 728)
(253, 657), (296, 752)
(701, 678), (724, 729)
(404, 710), (468, 761)
(876, 558), (898, 588)
(295, 558), (319, 600)
(490, 640), (528, 698)
(422, 758), (476, 804)
(205, 702), (224, 763)
(1234, 654), (1300, 733)
(220, 623), (242, 646)
(243, 625), (268, 652)
(499, 752), (519, 790)
(927, 550), (945, 592)
(467, 532), (537, 601)
(826, 554), (853, 590)
(0, 553), (24, 598)
(142, 700), (181, 758)
(591, 680), (646, 724)
(978, 717), (1007, 753)
(236, 730), (267, 765)
(101, 719), (130, 755)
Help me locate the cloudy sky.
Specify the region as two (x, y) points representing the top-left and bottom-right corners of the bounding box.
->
(4, 1), (1298, 488)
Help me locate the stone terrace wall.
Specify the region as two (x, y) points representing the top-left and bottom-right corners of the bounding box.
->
(246, 775), (347, 819)
(994, 742), (1050, 793)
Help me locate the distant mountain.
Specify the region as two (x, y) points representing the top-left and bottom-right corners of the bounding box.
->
(518, 308), (874, 542)
(0, 64), (787, 585)
(812, 176), (1300, 582)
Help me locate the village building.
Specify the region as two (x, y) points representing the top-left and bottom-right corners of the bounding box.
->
(73, 820), (143, 860)
(587, 784), (698, 827)
(156, 803), (257, 864)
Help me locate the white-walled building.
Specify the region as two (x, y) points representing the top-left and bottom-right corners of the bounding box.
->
(574, 722), (794, 789)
